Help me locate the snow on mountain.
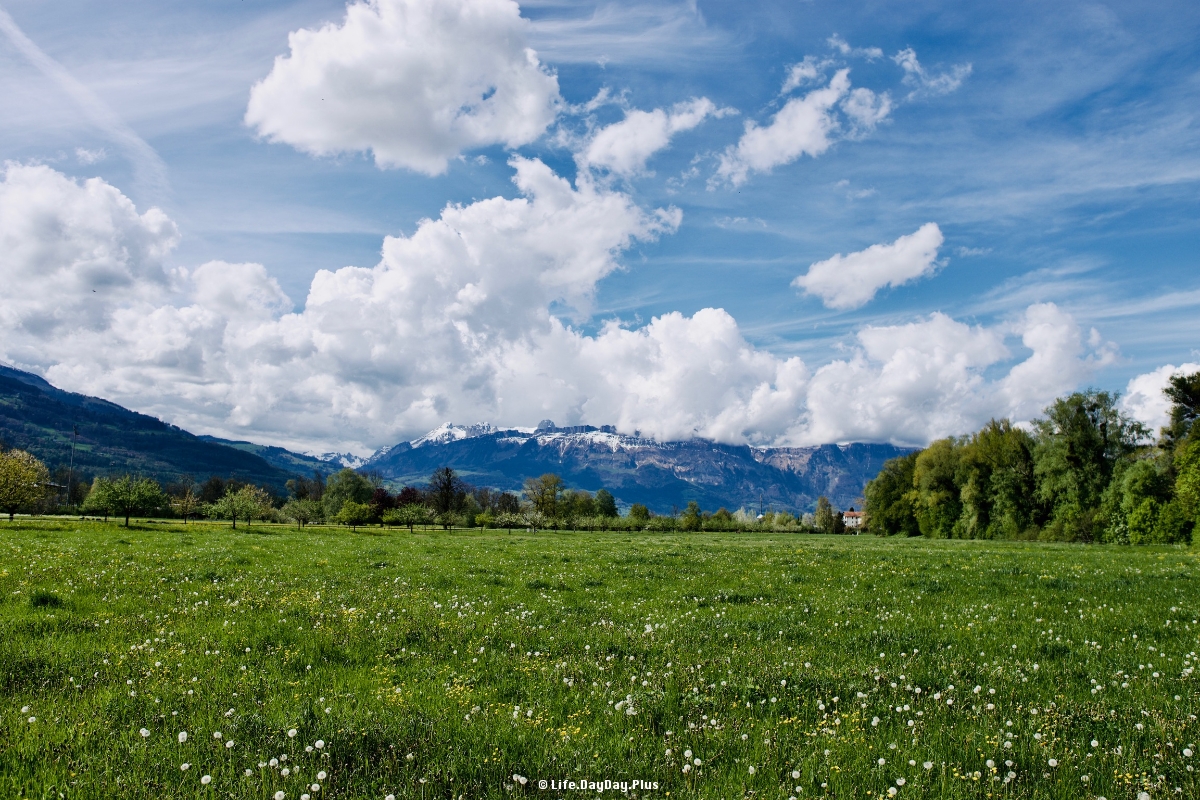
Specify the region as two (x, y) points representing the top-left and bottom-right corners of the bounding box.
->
(363, 420), (912, 514)
(312, 451), (368, 469)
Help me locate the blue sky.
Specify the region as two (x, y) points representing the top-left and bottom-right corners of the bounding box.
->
(1, 0), (1198, 454)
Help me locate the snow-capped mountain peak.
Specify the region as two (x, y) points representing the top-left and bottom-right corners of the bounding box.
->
(411, 422), (499, 448)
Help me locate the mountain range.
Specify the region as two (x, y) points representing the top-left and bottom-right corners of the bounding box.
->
(0, 365), (910, 512)
(362, 421), (911, 514)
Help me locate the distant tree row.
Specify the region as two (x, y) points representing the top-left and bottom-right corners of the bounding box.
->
(864, 373), (1200, 544)
(2, 447), (853, 535)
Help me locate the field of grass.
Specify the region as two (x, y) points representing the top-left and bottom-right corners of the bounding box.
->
(2, 519), (1199, 799)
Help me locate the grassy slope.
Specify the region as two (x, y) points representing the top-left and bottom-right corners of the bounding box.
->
(1, 521), (1198, 798)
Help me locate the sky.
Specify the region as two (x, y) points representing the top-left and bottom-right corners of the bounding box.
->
(1, 0), (1198, 456)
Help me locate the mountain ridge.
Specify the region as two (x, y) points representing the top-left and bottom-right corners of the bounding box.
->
(365, 421), (912, 514)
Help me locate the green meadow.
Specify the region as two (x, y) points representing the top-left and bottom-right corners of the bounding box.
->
(2, 519), (1199, 800)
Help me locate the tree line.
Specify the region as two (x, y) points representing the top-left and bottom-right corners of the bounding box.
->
(0, 446), (858, 533)
(864, 373), (1200, 543)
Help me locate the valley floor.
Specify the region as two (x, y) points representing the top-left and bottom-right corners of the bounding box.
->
(1, 520), (1198, 798)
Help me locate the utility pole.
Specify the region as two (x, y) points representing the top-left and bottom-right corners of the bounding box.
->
(67, 425), (78, 510)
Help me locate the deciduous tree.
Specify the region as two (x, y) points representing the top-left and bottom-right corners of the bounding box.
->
(0, 449), (50, 521)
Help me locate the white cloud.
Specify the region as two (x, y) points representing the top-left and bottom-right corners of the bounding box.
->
(780, 56), (832, 94)
(581, 97), (726, 177)
(245, 0), (561, 175)
(793, 223), (944, 310)
(0, 163), (178, 357)
(4, 164), (1110, 454)
(1121, 362), (1200, 434)
(841, 87), (892, 134)
(715, 70), (854, 186)
(827, 34), (883, 61)
(798, 303), (1106, 445)
(892, 48), (972, 98)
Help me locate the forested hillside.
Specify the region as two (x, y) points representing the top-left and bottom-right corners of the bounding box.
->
(865, 373), (1200, 543)
(0, 366), (294, 490)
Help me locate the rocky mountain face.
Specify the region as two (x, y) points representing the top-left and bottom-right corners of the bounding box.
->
(364, 421), (912, 515)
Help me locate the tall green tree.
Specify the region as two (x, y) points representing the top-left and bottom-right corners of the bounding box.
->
(1161, 370), (1200, 454)
(0, 449), (50, 521)
(678, 500), (702, 531)
(912, 439), (963, 538)
(957, 420), (1040, 539)
(864, 451), (919, 536)
(322, 468), (374, 519)
(814, 496), (837, 534)
(595, 489), (618, 518)
(1034, 390), (1145, 541)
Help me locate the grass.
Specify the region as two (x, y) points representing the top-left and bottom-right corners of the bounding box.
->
(1, 519), (1199, 799)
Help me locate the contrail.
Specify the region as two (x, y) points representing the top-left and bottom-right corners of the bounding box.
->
(0, 4), (169, 203)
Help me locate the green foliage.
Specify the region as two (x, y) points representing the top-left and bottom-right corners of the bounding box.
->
(384, 503), (431, 532)
(1033, 390), (1145, 540)
(627, 503), (650, 523)
(281, 497), (323, 528)
(84, 475), (167, 527)
(595, 488), (618, 518)
(814, 495), (837, 534)
(911, 439), (962, 538)
(322, 468), (374, 518)
(206, 485), (273, 529)
(1161, 369), (1200, 452)
(957, 419), (1040, 539)
(862, 389), (1186, 545)
(335, 500), (372, 531)
(678, 501), (702, 532)
(864, 451), (919, 536)
(0, 448), (50, 521)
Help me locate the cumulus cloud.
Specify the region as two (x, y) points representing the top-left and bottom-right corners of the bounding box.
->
(1121, 362), (1200, 434)
(245, 0), (561, 175)
(892, 47), (972, 98)
(798, 303), (1108, 445)
(0, 163), (178, 356)
(4, 164), (1110, 454)
(581, 97), (727, 177)
(715, 69), (890, 186)
(793, 223), (944, 310)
